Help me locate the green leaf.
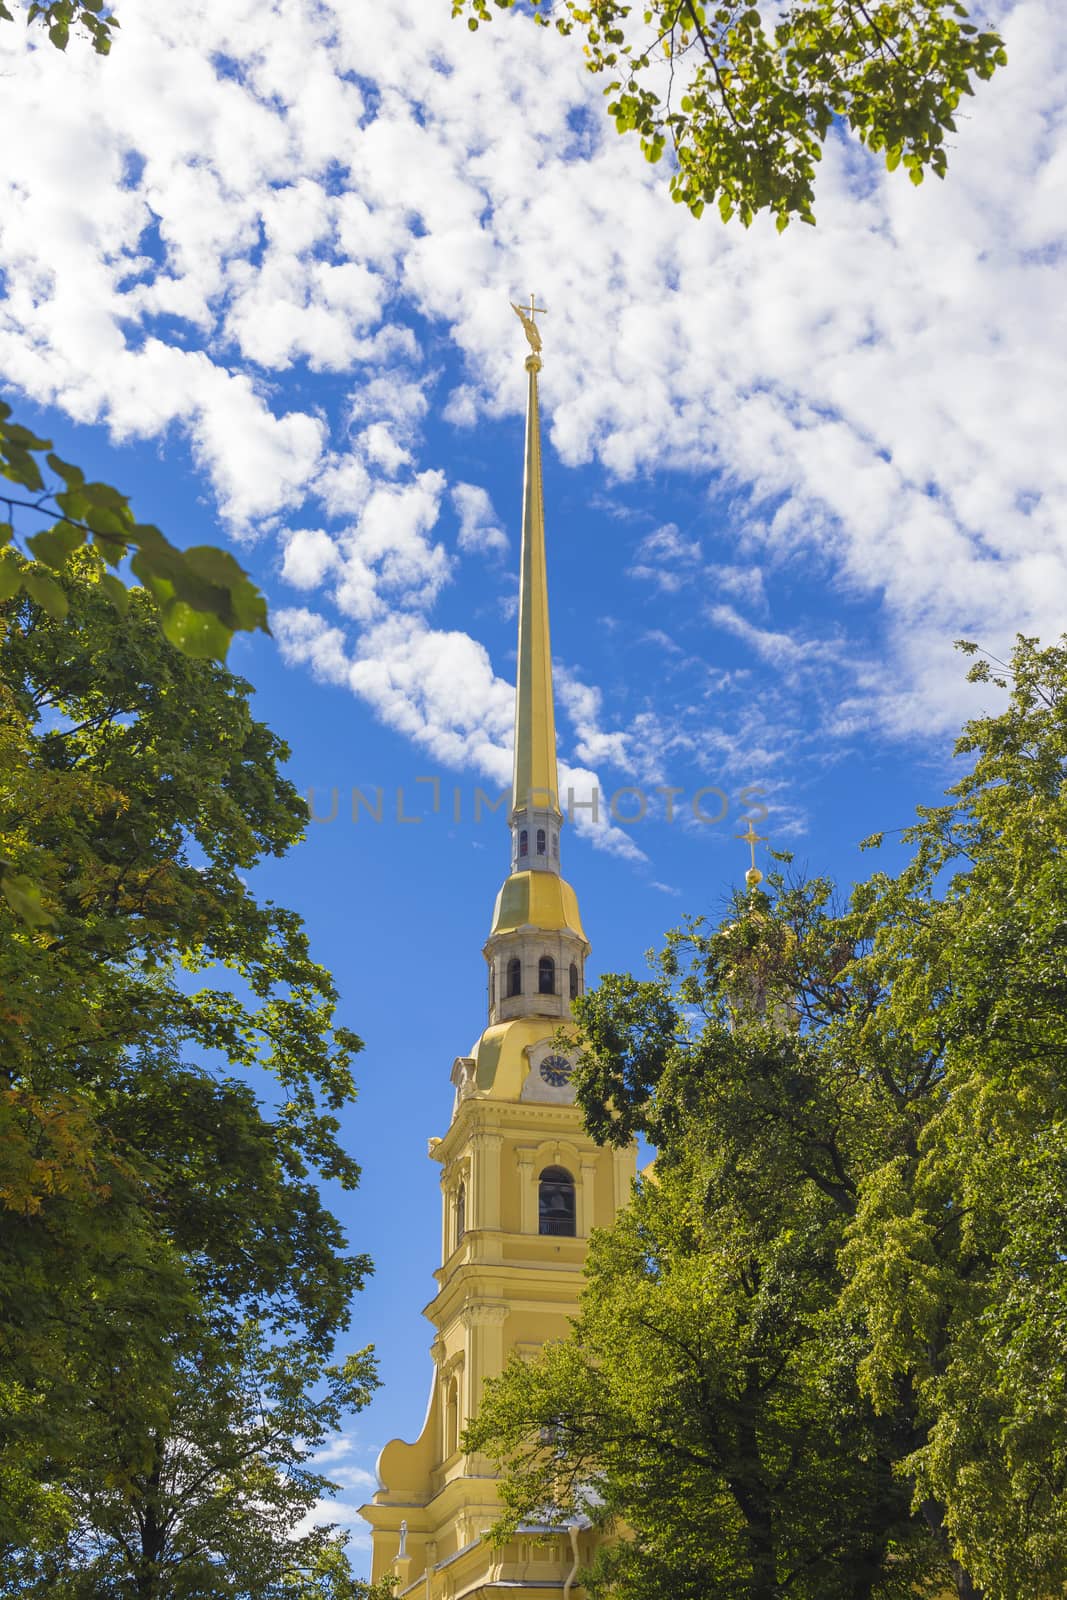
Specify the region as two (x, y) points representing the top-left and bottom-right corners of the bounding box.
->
(1, 868), (57, 930)
(99, 571), (129, 615)
(1, 422), (51, 450)
(181, 544), (251, 588)
(46, 452), (86, 488)
(27, 521), (85, 570)
(55, 487), (89, 521)
(84, 502), (131, 539)
(23, 566), (70, 620)
(158, 599), (232, 660)
(82, 479), (129, 514)
(0, 523), (13, 548)
(0, 550), (23, 602)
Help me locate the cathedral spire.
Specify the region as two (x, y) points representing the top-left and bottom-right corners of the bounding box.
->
(476, 300), (588, 1039)
(505, 295), (563, 881)
(511, 295), (559, 826)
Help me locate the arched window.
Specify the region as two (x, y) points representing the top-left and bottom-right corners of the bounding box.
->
(538, 956), (555, 995)
(539, 1166), (576, 1236)
(569, 961), (579, 1000)
(489, 966), (496, 1010)
(455, 1183), (466, 1248)
(536, 827), (546, 855)
(519, 828), (528, 856)
(552, 832), (559, 858)
(507, 957), (522, 997)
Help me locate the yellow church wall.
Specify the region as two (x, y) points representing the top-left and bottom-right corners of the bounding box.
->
(363, 1107), (636, 1590)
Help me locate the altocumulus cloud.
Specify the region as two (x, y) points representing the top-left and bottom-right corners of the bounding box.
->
(1, 0), (1065, 818)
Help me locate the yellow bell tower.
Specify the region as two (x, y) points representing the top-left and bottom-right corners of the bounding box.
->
(360, 306), (637, 1597)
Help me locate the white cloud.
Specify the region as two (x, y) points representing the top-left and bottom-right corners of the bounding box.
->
(274, 608), (351, 686)
(0, 0), (1064, 759)
(357, 421), (413, 474)
(274, 606), (645, 858)
(706, 563), (767, 612)
(282, 528), (340, 590)
(452, 482), (508, 555)
(636, 523), (701, 565)
(333, 470), (451, 622)
(627, 523), (703, 593)
(627, 564), (686, 594)
(708, 604), (845, 672)
(555, 668), (634, 775)
(289, 1432), (379, 1551)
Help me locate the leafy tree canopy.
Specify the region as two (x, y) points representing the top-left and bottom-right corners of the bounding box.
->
(453, 0), (1007, 227)
(1, 553), (378, 1594)
(6, 1323), (382, 1600)
(470, 636), (1067, 1600)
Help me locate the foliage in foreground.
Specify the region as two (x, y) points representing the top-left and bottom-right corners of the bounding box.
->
(454, 0), (1006, 228)
(0, 0), (117, 54)
(469, 635), (1067, 1600)
(0, 403), (267, 661)
(0, 554), (379, 1596)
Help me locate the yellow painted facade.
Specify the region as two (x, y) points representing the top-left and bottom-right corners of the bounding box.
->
(360, 319), (637, 1598)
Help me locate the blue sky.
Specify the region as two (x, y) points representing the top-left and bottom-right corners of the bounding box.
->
(3, 0), (1066, 1570)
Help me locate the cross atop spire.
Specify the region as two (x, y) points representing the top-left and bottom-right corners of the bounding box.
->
(511, 293), (547, 359)
(738, 819), (768, 891)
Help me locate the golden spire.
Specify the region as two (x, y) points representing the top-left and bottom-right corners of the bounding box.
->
(511, 293), (559, 818)
(738, 818), (767, 893)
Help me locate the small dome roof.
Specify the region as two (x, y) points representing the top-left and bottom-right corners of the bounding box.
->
(489, 870), (587, 944)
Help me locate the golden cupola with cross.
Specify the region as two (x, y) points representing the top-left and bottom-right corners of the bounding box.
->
(360, 303), (636, 1599)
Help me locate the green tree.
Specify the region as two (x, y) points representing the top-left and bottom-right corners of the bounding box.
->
(0, 552), (377, 1592)
(453, 0), (1007, 227)
(0, 408), (273, 928)
(470, 637), (1067, 1598)
(470, 1160), (934, 1599)
(838, 636), (1067, 1597)
(468, 887), (949, 1597)
(6, 1324), (380, 1599)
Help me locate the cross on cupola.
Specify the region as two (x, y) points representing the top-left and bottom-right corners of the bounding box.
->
(738, 818), (768, 892)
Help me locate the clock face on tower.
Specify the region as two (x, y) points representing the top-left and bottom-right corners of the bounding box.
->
(539, 1053), (573, 1088)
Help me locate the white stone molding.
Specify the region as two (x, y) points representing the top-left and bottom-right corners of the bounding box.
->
(459, 1301), (509, 1329)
